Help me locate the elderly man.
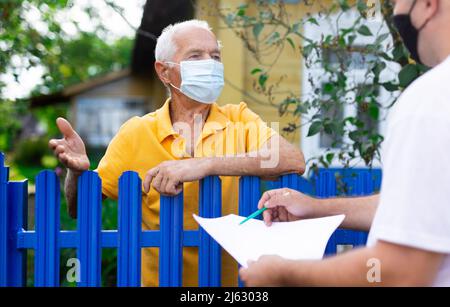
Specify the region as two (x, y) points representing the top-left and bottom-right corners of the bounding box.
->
(240, 0), (450, 287)
(49, 19), (305, 286)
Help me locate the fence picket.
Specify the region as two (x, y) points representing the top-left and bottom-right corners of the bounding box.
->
(77, 171), (102, 287)
(160, 191), (184, 287)
(35, 170), (60, 287)
(198, 176), (222, 287)
(0, 153), (9, 286)
(237, 176), (261, 287)
(117, 171), (142, 287)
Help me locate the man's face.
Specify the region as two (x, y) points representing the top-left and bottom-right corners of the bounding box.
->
(167, 27), (221, 88)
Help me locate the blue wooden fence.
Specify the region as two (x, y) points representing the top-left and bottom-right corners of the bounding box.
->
(0, 152), (381, 287)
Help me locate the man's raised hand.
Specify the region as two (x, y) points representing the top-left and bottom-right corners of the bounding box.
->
(48, 117), (90, 174)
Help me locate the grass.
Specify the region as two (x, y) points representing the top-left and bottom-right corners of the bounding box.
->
(9, 164), (44, 185)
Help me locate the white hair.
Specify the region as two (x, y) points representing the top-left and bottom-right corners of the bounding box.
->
(155, 19), (221, 62)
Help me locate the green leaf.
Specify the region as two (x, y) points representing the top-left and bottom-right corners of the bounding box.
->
(347, 35), (357, 46)
(286, 37), (295, 50)
(319, 156), (329, 168)
(393, 44), (408, 62)
(349, 130), (360, 142)
(338, 0), (351, 11)
(326, 153), (335, 165)
(340, 27), (354, 37)
(302, 44), (315, 57)
(307, 17), (319, 26)
(375, 33), (390, 45)
(295, 104), (309, 115)
(357, 0), (368, 14)
(322, 83), (334, 94)
(399, 64), (420, 87)
(368, 104), (380, 120)
(253, 23), (264, 38)
(357, 25), (373, 36)
(381, 82), (399, 92)
(251, 68), (263, 75)
(292, 22), (301, 34)
(307, 121), (323, 137)
(237, 4), (248, 17)
(266, 32), (280, 45)
(372, 61), (386, 79)
(258, 73), (268, 88)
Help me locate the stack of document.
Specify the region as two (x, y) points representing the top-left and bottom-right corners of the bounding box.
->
(194, 214), (345, 267)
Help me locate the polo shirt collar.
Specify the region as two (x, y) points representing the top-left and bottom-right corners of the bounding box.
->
(155, 98), (229, 144)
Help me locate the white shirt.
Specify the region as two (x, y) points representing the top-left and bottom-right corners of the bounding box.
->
(367, 55), (450, 286)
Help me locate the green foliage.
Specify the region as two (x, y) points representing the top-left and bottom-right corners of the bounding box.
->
(14, 136), (49, 166)
(0, 99), (28, 151)
(33, 103), (69, 137)
(0, 1), (132, 86)
(219, 0), (426, 169)
(32, 34), (132, 95)
(0, 0), (133, 152)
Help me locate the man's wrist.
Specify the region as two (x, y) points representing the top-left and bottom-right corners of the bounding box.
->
(277, 260), (290, 285)
(278, 259), (301, 286)
(68, 168), (85, 177)
(308, 197), (329, 218)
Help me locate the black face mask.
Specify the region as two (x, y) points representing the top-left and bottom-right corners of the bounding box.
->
(392, 0), (431, 65)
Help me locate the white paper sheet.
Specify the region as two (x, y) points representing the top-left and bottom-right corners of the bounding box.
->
(193, 214), (345, 268)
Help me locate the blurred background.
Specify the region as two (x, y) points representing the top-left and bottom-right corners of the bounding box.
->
(0, 0), (425, 286)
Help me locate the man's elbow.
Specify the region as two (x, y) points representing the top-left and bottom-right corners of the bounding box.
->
(286, 148), (306, 174)
(277, 148), (306, 175)
(293, 150), (306, 174)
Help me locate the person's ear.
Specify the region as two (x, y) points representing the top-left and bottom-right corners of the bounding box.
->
(424, 0), (439, 20)
(154, 61), (170, 85)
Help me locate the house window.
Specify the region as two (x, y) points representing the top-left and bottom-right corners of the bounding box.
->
(357, 84), (380, 139)
(76, 97), (147, 147)
(322, 47), (378, 70)
(319, 103), (344, 149)
(318, 83), (380, 150)
(318, 82), (344, 149)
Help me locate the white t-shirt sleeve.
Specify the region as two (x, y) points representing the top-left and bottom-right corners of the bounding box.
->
(369, 110), (450, 253)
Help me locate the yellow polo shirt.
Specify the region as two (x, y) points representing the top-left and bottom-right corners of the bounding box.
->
(97, 98), (275, 286)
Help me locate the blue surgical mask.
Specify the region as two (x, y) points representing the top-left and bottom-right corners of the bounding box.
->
(166, 59), (225, 104)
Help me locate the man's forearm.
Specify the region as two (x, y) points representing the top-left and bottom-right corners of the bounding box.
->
(206, 155), (300, 178)
(206, 148), (304, 178)
(313, 194), (379, 232)
(280, 241), (443, 287)
(65, 170), (80, 218)
(205, 135), (305, 178)
(281, 247), (377, 286)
